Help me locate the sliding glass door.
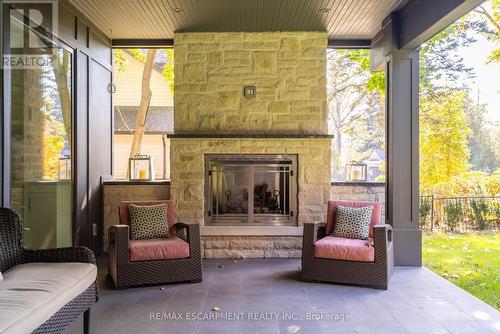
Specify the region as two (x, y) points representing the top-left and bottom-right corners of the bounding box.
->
(7, 9), (73, 248)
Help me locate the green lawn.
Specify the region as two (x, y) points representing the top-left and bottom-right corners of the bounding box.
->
(423, 232), (500, 310)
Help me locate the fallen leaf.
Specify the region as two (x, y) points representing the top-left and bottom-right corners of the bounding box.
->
(449, 274), (460, 279)
(217, 265), (224, 268)
(212, 306), (221, 312)
(232, 257), (238, 263)
(160, 286), (166, 291)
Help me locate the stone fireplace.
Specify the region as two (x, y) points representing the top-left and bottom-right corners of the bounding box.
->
(170, 32), (331, 258)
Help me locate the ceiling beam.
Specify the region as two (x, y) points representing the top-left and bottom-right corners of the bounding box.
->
(327, 39), (371, 49)
(397, 0), (483, 50)
(111, 39), (174, 48)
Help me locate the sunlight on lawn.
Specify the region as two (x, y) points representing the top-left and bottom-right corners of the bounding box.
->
(423, 232), (500, 310)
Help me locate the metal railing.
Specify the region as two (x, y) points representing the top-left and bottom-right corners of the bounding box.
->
(419, 195), (500, 232)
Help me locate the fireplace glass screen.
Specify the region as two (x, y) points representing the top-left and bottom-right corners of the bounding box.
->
(206, 155), (298, 226)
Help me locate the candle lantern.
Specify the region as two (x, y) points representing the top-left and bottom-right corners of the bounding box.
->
(129, 153), (154, 181)
(58, 155), (71, 180)
(346, 160), (367, 182)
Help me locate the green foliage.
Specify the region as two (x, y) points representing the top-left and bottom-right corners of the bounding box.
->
(128, 49), (147, 62)
(343, 49), (385, 95)
(423, 232), (500, 310)
(419, 197), (432, 227)
(419, 24), (475, 94)
(162, 49), (174, 93)
(113, 49), (128, 72)
(464, 0), (500, 64)
(470, 199), (490, 230)
(443, 200), (463, 231)
(420, 90), (471, 186)
(463, 98), (499, 173)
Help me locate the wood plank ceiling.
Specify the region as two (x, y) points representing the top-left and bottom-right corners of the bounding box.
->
(67, 0), (407, 40)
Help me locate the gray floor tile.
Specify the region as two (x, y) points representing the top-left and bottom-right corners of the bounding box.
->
(62, 259), (498, 334)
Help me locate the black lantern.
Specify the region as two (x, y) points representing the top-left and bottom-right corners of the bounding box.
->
(129, 153), (154, 181)
(58, 155), (71, 180)
(346, 160), (367, 181)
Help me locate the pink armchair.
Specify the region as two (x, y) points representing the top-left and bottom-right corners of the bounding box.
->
(301, 200), (393, 289)
(108, 200), (202, 289)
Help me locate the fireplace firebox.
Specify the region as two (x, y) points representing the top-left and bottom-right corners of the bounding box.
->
(205, 155), (298, 226)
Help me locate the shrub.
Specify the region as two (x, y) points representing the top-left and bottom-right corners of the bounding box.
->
(419, 197), (432, 228)
(443, 200), (463, 232)
(470, 198), (489, 230)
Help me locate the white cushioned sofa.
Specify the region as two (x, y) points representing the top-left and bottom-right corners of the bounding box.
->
(0, 208), (98, 334)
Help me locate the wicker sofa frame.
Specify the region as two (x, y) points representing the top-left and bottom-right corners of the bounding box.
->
(302, 221), (394, 290)
(108, 200), (202, 289)
(0, 207), (98, 334)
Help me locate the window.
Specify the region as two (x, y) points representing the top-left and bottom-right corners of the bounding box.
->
(8, 12), (73, 248)
(327, 49), (385, 182)
(112, 48), (174, 180)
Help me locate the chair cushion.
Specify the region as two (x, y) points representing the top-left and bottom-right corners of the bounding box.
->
(332, 205), (373, 240)
(326, 200), (382, 238)
(314, 236), (375, 262)
(129, 237), (190, 261)
(0, 262), (97, 334)
(129, 203), (169, 240)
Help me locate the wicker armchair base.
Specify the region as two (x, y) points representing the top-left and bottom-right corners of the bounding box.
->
(301, 221), (394, 290)
(108, 215), (203, 289)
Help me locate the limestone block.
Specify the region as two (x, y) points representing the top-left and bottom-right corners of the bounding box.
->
(244, 41), (278, 50)
(279, 38), (300, 51)
(184, 63), (207, 83)
(187, 53), (208, 62)
(252, 51), (277, 73)
(217, 91), (240, 109)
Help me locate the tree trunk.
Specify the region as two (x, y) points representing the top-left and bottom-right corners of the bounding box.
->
(128, 49), (157, 176)
(52, 52), (72, 145)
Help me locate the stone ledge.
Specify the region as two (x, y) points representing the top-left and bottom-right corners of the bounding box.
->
(331, 181), (385, 187)
(103, 180), (171, 185)
(167, 133), (334, 139)
(201, 226), (303, 236)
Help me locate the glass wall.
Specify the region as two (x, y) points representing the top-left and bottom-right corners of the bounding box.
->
(112, 48), (174, 180)
(327, 49), (385, 182)
(8, 11), (73, 248)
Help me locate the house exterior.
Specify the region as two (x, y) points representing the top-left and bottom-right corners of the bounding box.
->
(365, 149), (385, 181)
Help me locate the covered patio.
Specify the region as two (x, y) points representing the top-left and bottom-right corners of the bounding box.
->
(1, 0), (499, 333)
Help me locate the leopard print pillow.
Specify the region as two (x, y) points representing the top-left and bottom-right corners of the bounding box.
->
(129, 204), (169, 240)
(332, 205), (373, 240)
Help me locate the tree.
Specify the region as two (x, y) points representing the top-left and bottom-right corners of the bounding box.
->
(463, 97), (499, 172)
(326, 50), (383, 179)
(463, 0), (500, 64)
(419, 23), (475, 95)
(420, 90), (471, 187)
(113, 49), (175, 176)
(128, 49), (157, 172)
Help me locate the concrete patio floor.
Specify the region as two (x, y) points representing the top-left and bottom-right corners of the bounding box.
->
(66, 259), (499, 334)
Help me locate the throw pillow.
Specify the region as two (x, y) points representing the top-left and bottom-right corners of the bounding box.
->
(129, 204), (169, 240)
(332, 205), (374, 240)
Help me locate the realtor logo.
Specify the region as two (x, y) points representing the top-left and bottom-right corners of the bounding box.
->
(1, 0), (59, 69)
